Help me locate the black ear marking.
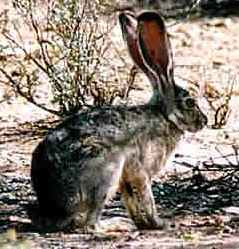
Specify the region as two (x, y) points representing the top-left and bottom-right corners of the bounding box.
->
(119, 11), (159, 89)
(119, 11), (136, 41)
(137, 11), (166, 30)
(119, 12), (146, 72)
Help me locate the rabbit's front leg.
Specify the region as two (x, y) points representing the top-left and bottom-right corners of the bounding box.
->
(120, 171), (164, 229)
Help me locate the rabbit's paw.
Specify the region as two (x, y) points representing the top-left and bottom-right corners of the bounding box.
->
(153, 217), (167, 229)
(135, 217), (167, 230)
(100, 217), (137, 234)
(85, 218), (137, 238)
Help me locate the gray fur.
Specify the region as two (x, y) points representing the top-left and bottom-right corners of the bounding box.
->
(31, 11), (207, 232)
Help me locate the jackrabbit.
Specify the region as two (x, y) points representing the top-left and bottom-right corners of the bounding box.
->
(31, 10), (207, 232)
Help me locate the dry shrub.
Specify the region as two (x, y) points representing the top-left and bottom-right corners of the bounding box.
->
(0, 0), (135, 117)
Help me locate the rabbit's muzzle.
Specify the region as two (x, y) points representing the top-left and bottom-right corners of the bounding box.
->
(194, 110), (208, 131)
(171, 95), (208, 133)
(182, 106), (208, 133)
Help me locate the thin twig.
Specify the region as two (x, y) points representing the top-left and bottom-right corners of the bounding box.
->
(0, 68), (60, 116)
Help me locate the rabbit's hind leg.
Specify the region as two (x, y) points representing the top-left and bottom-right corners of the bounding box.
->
(82, 191), (107, 233)
(80, 153), (126, 233)
(120, 170), (165, 229)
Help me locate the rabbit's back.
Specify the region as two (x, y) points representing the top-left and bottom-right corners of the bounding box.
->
(40, 105), (172, 164)
(32, 105), (181, 179)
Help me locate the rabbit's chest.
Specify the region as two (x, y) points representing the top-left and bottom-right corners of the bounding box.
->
(142, 139), (169, 175)
(125, 127), (179, 175)
(123, 135), (171, 177)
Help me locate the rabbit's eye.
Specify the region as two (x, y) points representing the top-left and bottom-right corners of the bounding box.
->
(185, 98), (196, 109)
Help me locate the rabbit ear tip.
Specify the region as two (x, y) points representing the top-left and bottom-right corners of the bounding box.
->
(119, 12), (126, 21)
(119, 10), (135, 18)
(119, 11), (135, 24)
(137, 11), (165, 27)
(138, 10), (159, 19)
(119, 15), (124, 28)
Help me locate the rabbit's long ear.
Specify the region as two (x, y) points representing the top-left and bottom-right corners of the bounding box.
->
(137, 11), (175, 114)
(119, 11), (159, 89)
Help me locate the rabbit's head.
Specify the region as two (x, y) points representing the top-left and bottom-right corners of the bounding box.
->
(119, 10), (207, 132)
